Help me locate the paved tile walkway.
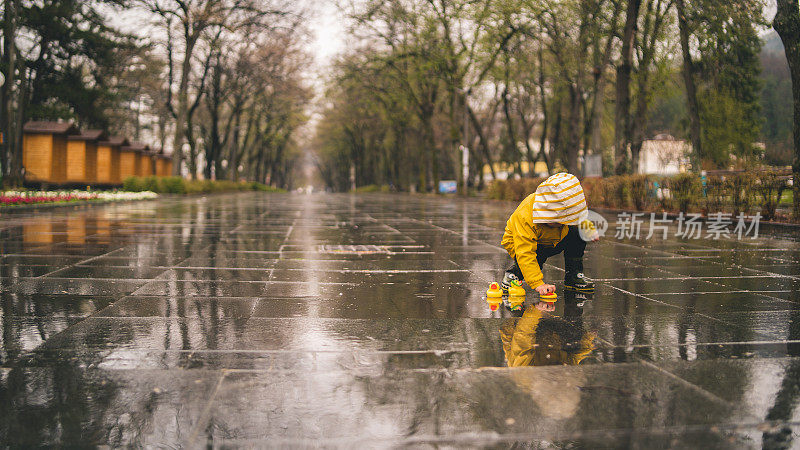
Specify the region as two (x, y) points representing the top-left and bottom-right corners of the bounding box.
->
(2, 192), (800, 446)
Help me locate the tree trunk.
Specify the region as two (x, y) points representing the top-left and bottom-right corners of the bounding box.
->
(566, 84), (582, 175)
(186, 120), (197, 179)
(1, 0), (18, 187)
(551, 100), (563, 170)
(467, 104), (497, 181)
(676, 0), (703, 170)
(774, 0), (800, 220)
(518, 105), (539, 177)
(502, 86), (520, 171)
(426, 117), (439, 192)
(205, 62), (222, 180)
(615, 0), (641, 175)
(631, 88), (649, 173)
(537, 46), (551, 175)
(171, 34), (198, 176)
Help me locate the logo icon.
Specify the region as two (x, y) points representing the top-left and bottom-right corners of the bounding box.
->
(579, 210), (608, 241)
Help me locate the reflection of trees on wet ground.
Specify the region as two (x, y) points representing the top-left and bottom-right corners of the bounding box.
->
(0, 361), (213, 445)
(1, 200), (262, 444)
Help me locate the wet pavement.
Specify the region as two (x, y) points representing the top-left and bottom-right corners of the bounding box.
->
(2, 192), (800, 447)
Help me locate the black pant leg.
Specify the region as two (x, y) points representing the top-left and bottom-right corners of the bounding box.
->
(556, 226), (586, 259)
(508, 257), (524, 279)
(536, 251), (550, 269)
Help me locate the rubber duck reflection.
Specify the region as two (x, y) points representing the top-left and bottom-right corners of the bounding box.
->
(500, 293), (596, 367)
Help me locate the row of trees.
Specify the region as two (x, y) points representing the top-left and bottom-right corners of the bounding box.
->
(313, 0), (800, 217)
(0, 0), (311, 189)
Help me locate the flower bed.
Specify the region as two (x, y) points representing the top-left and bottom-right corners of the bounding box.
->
(1, 190), (157, 208)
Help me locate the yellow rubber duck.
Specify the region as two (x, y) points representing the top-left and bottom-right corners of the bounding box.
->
(506, 281), (526, 312)
(507, 282), (526, 297)
(486, 282), (503, 311)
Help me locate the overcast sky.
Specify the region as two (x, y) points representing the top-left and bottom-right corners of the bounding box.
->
(311, 1), (347, 67)
(105, 1), (347, 70)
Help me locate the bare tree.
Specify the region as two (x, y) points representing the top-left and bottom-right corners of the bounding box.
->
(136, 0), (295, 176)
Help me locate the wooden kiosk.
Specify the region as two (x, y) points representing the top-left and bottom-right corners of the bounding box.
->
(22, 121), (79, 184)
(66, 130), (107, 184)
(138, 146), (154, 177)
(120, 142), (147, 181)
(154, 149), (173, 176)
(97, 136), (128, 185)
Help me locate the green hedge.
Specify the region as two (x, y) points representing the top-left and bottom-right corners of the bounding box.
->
(122, 176), (284, 195)
(488, 170), (792, 221)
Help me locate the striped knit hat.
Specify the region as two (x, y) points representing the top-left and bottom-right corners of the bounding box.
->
(530, 173), (588, 225)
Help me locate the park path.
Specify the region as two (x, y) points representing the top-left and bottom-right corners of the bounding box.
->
(2, 192), (800, 446)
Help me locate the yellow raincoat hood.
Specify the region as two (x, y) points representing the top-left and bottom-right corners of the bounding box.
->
(530, 173), (588, 225)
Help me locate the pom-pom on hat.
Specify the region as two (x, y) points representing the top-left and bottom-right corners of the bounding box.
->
(530, 173), (588, 224)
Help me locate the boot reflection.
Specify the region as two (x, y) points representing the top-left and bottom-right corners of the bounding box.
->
(500, 292), (596, 367)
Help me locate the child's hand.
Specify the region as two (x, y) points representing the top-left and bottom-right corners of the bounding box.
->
(579, 219), (600, 242)
(535, 284), (556, 295)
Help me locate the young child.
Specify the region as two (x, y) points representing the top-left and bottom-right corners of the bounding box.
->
(500, 172), (598, 296)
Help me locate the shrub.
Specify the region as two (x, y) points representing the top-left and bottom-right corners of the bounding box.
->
(704, 175), (726, 214)
(581, 177), (603, 206)
(250, 182), (285, 192)
(668, 173), (700, 213)
(523, 178), (546, 198)
(602, 176), (628, 208)
(121, 176), (283, 195)
(628, 175), (651, 211)
(486, 178), (543, 201)
(754, 170), (790, 220)
(142, 176), (160, 193)
(484, 170), (796, 222)
(355, 184), (382, 193)
(160, 176), (186, 194)
(487, 180), (506, 200)
(504, 179), (528, 201)
(122, 176), (144, 192)
(727, 173), (754, 216)
(649, 176), (671, 211)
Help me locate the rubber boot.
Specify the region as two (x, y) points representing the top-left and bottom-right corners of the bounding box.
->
(564, 257), (594, 293)
(501, 265), (525, 294)
(563, 290), (591, 309)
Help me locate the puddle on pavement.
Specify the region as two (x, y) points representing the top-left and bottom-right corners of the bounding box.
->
(3, 193), (800, 445)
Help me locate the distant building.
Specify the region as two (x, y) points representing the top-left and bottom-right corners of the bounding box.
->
(637, 134), (691, 175)
(583, 154), (603, 177)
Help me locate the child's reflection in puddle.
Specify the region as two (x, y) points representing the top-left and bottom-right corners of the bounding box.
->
(500, 293), (596, 367)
